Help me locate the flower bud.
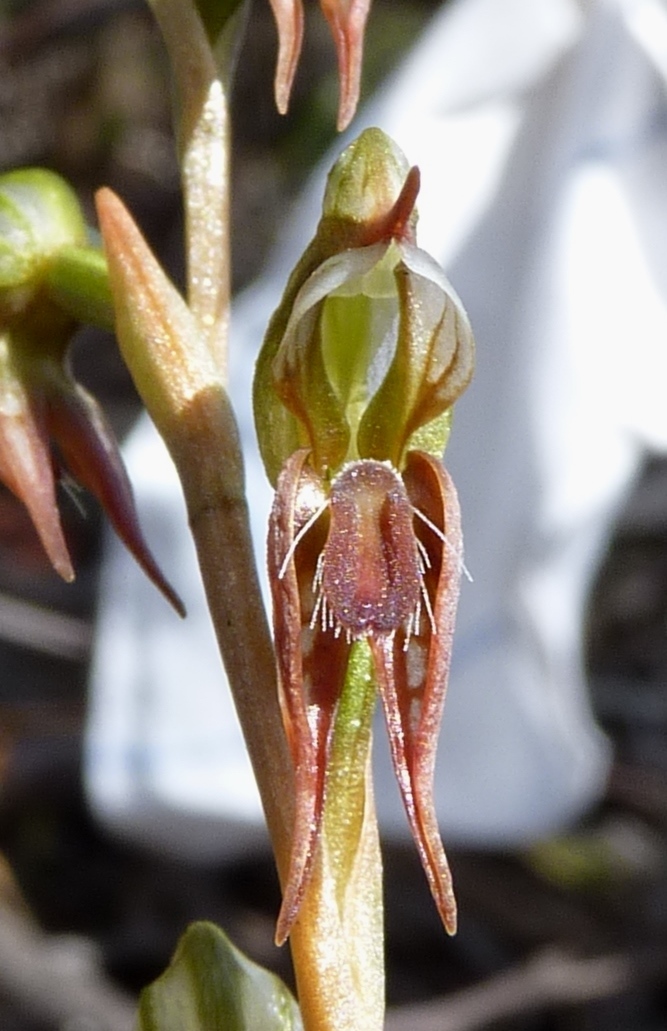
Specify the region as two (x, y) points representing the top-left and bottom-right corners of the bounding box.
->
(0, 169), (87, 302)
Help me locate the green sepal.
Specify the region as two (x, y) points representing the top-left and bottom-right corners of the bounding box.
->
(404, 408), (452, 459)
(135, 922), (303, 1031)
(0, 168), (88, 351)
(254, 237), (347, 486)
(321, 128), (412, 233)
(0, 168), (114, 336)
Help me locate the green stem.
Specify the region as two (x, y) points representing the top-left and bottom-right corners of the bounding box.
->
(168, 386), (295, 870)
(147, 0), (231, 370)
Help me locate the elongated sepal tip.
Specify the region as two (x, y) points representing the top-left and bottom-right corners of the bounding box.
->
(48, 383), (186, 619)
(320, 0), (372, 131)
(268, 0), (305, 115)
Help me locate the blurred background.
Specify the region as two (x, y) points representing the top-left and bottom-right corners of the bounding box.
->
(1, 0), (667, 1028)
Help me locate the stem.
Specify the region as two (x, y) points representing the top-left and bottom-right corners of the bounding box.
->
(147, 0), (231, 370)
(96, 188), (294, 870)
(181, 78), (231, 369)
(289, 770), (384, 1031)
(168, 386), (294, 867)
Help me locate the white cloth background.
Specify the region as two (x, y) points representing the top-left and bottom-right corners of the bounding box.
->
(86, 0), (667, 861)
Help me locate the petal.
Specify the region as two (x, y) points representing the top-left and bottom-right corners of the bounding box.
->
(45, 381), (185, 616)
(268, 449), (349, 943)
(319, 0), (372, 131)
(358, 246), (475, 466)
(267, 0), (305, 114)
(370, 452), (462, 935)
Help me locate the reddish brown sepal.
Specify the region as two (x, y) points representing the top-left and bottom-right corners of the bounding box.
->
(0, 392), (73, 581)
(369, 451), (462, 935)
(46, 383), (185, 617)
(267, 0), (371, 129)
(269, 448), (462, 941)
(380, 166), (420, 245)
(268, 449), (349, 944)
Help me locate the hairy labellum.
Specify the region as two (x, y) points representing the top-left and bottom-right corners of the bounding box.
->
(319, 461), (422, 638)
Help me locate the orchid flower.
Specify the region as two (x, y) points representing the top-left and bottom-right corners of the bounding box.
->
(0, 168), (183, 613)
(253, 128), (475, 943)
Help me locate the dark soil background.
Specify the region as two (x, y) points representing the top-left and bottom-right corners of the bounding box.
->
(1, 2), (667, 1028)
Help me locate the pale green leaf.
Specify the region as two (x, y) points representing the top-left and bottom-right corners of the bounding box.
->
(136, 922), (303, 1031)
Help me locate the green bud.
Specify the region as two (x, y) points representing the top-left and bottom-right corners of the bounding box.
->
(0, 169), (86, 299)
(0, 168), (114, 332)
(321, 128), (412, 231)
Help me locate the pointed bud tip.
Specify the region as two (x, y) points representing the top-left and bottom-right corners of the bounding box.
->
(323, 128), (411, 227)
